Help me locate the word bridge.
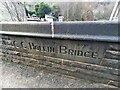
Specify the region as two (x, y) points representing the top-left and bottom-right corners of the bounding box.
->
(0, 22), (119, 87)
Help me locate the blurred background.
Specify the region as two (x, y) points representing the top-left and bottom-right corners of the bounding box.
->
(0, 0), (119, 22)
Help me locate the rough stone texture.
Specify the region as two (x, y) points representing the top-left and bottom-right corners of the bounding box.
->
(1, 35), (119, 87)
(0, 61), (116, 88)
(0, 22), (119, 88)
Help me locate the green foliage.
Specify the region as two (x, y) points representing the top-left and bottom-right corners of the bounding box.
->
(34, 2), (52, 18)
(27, 2), (60, 19)
(28, 10), (36, 16)
(50, 3), (60, 18)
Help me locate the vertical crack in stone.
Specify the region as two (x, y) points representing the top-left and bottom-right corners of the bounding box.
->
(51, 22), (55, 38)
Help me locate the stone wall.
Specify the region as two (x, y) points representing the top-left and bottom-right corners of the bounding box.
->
(0, 21), (119, 87)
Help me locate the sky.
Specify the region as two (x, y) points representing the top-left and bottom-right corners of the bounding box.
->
(20, 0), (116, 2)
(0, 0), (117, 2)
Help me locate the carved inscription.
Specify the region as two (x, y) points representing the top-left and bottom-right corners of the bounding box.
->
(2, 38), (100, 59)
(28, 42), (55, 53)
(59, 46), (98, 58)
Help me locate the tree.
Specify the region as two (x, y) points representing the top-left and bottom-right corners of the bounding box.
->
(0, 0), (27, 21)
(93, 2), (115, 20)
(50, 3), (60, 19)
(81, 10), (94, 21)
(57, 2), (83, 21)
(34, 2), (51, 18)
(27, 2), (60, 19)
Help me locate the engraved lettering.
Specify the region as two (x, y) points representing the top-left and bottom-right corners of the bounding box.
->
(74, 50), (77, 56)
(42, 46), (47, 52)
(38, 46), (41, 51)
(77, 50), (83, 56)
(21, 42), (27, 49)
(2, 40), (6, 45)
(2, 37), (101, 59)
(92, 52), (98, 58)
(68, 49), (74, 55)
(59, 46), (67, 54)
(48, 47), (55, 53)
(21, 42), (24, 47)
(29, 42), (32, 49)
(84, 51), (91, 57)
(32, 43), (36, 49)
(12, 41), (16, 46)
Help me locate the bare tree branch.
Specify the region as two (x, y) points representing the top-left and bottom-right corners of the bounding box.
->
(0, 0), (27, 21)
(0, 1), (14, 21)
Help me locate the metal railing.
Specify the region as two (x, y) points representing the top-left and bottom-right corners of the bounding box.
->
(109, 0), (119, 21)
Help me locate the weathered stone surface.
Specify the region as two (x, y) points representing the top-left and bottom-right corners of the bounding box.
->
(1, 60), (117, 88)
(0, 22), (119, 87)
